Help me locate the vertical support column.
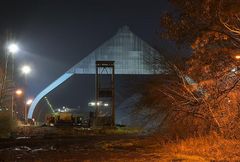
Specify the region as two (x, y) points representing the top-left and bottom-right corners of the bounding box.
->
(95, 63), (99, 118)
(95, 61), (115, 127)
(111, 65), (115, 126)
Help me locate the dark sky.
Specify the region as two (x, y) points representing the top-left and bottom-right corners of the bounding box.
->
(0, 0), (170, 103)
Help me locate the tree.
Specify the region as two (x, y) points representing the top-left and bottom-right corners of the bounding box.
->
(138, 0), (240, 138)
(160, 0), (240, 47)
(0, 40), (12, 111)
(217, 1), (240, 63)
(0, 38), (15, 137)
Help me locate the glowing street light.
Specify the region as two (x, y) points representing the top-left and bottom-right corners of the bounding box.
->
(7, 43), (19, 54)
(15, 89), (23, 96)
(21, 65), (32, 124)
(6, 43), (19, 119)
(235, 55), (240, 60)
(21, 65), (31, 75)
(26, 99), (33, 105)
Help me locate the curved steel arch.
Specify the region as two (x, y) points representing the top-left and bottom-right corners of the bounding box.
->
(28, 26), (167, 119)
(28, 73), (73, 119)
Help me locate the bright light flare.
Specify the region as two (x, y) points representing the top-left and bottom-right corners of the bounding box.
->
(89, 102), (96, 106)
(104, 103), (109, 107)
(26, 99), (33, 105)
(88, 101), (103, 107)
(235, 55), (240, 60)
(21, 65), (31, 75)
(15, 89), (23, 96)
(7, 43), (19, 54)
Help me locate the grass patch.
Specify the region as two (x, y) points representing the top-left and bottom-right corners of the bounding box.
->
(97, 127), (141, 135)
(163, 134), (240, 161)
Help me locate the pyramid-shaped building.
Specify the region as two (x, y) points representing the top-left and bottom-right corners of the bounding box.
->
(28, 26), (167, 119)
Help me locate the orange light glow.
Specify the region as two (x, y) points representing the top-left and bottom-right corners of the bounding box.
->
(235, 55), (240, 59)
(15, 89), (23, 96)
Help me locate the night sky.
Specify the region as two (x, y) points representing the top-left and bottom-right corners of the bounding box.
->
(0, 0), (170, 112)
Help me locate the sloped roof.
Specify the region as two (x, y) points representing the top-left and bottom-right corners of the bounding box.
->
(68, 26), (166, 74)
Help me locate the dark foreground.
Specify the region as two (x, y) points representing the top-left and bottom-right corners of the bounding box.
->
(0, 127), (165, 162)
(1, 127), (238, 161)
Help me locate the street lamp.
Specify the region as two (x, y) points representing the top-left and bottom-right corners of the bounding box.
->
(15, 89), (23, 96)
(7, 43), (19, 119)
(21, 65), (31, 123)
(21, 65), (31, 75)
(26, 99), (33, 106)
(24, 98), (33, 124)
(7, 43), (19, 54)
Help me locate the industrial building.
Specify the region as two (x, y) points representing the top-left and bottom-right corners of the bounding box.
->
(28, 26), (168, 126)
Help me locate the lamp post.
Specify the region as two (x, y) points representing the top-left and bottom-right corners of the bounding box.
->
(7, 43), (19, 54)
(7, 43), (19, 119)
(15, 89), (23, 96)
(21, 65), (31, 123)
(15, 89), (24, 119)
(26, 99), (33, 106)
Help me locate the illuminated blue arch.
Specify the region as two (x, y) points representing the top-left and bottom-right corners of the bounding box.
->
(28, 26), (168, 119)
(28, 73), (73, 119)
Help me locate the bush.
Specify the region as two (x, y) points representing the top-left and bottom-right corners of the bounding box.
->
(0, 111), (16, 138)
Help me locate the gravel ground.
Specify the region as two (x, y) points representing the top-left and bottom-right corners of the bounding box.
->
(0, 127), (166, 162)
